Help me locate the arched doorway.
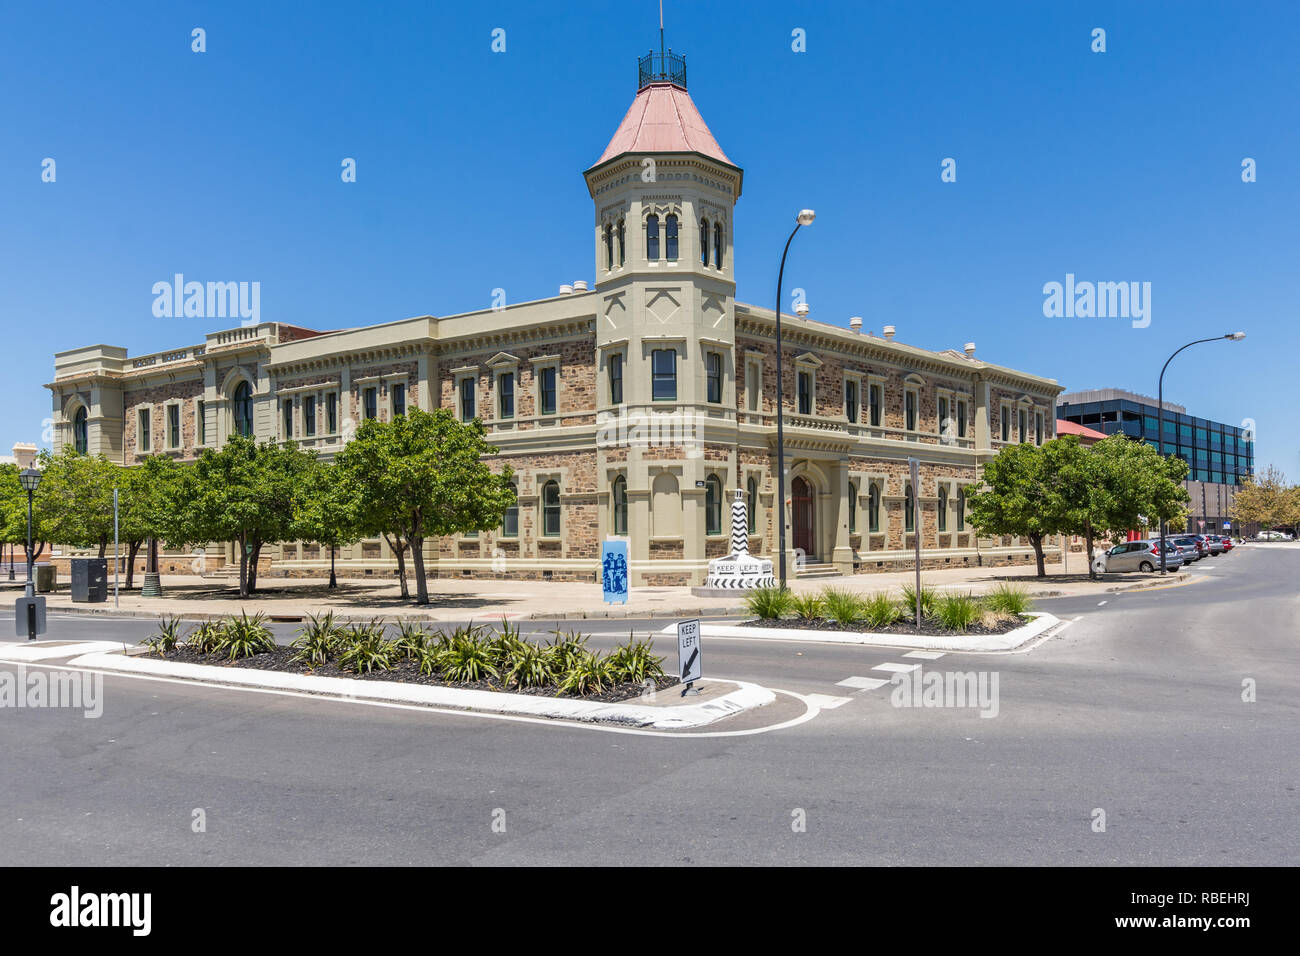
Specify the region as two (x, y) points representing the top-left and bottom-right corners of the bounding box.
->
(792, 476), (815, 559)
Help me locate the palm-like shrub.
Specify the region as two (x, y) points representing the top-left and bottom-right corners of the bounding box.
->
(144, 616), (183, 656)
(291, 612), (342, 666)
(502, 641), (557, 689)
(745, 587), (795, 620)
(935, 594), (982, 632)
(185, 619), (224, 655)
(555, 650), (613, 696)
(216, 611), (276, 660)
(983, 584), (1033, 616)
(547, 628), (590, 673)
(901, 582), (939, 619)
(337, 622), (396, 674)
(440, 627), (500, 682)
(860, 593), (902, 629)
(791, 592), (824, 620)
(819, 588), (864, 624)
(607, 635), (665, 684)
(390, 621), (427, 661)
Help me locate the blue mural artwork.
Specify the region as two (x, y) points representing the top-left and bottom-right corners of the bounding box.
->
(601, 539), (629, 605)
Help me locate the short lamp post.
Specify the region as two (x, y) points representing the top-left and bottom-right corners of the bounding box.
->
(1157, 332), (1246, 573)
(774, 209), (815, 589)
(19, 468), (42, 598)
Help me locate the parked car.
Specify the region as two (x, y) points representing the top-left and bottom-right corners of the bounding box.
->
(1203, 535), (1225, 555)
(1169, 536), (1202, 561)
(1098, 539), (1184, 573)
(1220, 537), (1234, 552)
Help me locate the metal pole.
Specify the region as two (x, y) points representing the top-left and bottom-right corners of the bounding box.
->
(910, 457), (921, 629)
(24, 489), (35, 599)
(113, 486), (120, 609)
(774, 222), (802, 589)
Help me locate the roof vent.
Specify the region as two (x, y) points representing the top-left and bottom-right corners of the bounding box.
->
(964, 342), (976, 357)
(794, 302), (810, 318)
(558, 284), (573, 296)
(883, 325), (896, 340)
(573, 280), (588, 292)
(849, 316), (863, 333)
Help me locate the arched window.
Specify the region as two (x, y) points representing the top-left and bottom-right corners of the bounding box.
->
(746, 475), (758, 534)
(541, 481), (560, 537)
(645, 215), (660, 261)
(501, 482), (518, 537)
(232, 381), (254, 437)
(713, 222), (723, 269)
(869, 482), (881, 533)
(617, 218), (626, 266)
(905, 483), (915, 533)
(700, 218), (709, 266)
(705, 475), (722, 535)
(665, 214), (679, 261)
(848, 481), (857, 534)
(938, 486), (948, 532)
(603, 224), (613, 271)
(957, 488), (966, 531)
(73, 406), (88, 454)
(612, 476), (628, 536)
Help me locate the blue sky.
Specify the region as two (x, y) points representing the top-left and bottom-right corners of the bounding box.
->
(2, 1), (1296, 475)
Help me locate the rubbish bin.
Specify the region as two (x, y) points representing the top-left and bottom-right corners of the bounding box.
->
(70, 558), (109, 603)
(35, 562), (56, 593)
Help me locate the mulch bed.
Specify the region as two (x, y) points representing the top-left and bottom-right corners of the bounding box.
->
(737, 615), (1028, 637)
(155, 647), (678, 704)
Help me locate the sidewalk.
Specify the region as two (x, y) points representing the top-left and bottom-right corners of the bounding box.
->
(14, 558), (1198, 623)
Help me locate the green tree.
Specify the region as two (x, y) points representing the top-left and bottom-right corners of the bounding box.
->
(1231, 465), (1291, 535)
(1089, 435), (1188, 550)
(32, 449), (118, 557)
(336, 409), (515, 605)
(0, 464), (41, 569)
(965, 442), (1067, 577)
(116, 455), (185, 589)
(293, 458), (362, 589)
(172, 435), (317, 598)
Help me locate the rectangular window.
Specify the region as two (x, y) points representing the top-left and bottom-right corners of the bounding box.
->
(460, 377), (476, 421)
(196, 400), (206, 445)
(138, 409), (151, 452)
(651, 349), (676, 401)
(1035, 412), (1044, 445)
(327, 392), (338, 434)
(869, 384), (881, 426)
(845, 379), (858, 423)
(1019, 409), (1028, 443)
(938, 396), (949, 437)
(957, 400), (967, 438)
(168, 404), (181, 448)
(608, 353), (623, 405)
(905, 391), (917, 431)
(392, 383), (406, 417)
(499, 373), (515, 418)
(1001, 406), (1010, 441)
(746, 362), (760, 411)
(283, 400), (294, 438)
(539, 367), (557, 415)
(797, 371), (812, 415)
(706, 352), (722, 404)
(304, 396), (316, 436)
(364, 387), (377, 421)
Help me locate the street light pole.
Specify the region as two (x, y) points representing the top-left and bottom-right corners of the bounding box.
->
(18, 468), (42, 599)
(774, 209), (815, 589)
(1157, 332), (1245, 573)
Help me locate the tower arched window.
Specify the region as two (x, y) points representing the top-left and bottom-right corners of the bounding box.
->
(746, 475), (758, 534)
(665, 214), (679, 261)
(848, 481), (858, 534)
(938, 486), (948, 532)
(612, 475), (628, 536)
(542, 481), (561, 537)
(705, 474), (722, 535)
(713, 222), (723, 269)
(869, 482), (881, 533)
(603, 223), (613, 272)
(232, 381), (254, 438)
(645, 215), (660, 261)
(501, 482), (519, 537)
(699, 218), (709, 266)
(905, 483), (915, 534)
(617, 218), (626, 266)
(72, 406), (88, 454)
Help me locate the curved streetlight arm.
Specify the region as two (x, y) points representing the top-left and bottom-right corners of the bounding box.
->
(773, 221), (803, 589)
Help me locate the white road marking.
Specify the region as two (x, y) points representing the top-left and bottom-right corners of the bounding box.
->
(1073, 615), (1084, 622)
(1097, 600), (1108, 606)
(872, 662), (921, 674)
(1200, 565), (1216, 570)
(902, 650), (946, 660)
(836, 676), (890, 690)
(804, 693), (853, 709)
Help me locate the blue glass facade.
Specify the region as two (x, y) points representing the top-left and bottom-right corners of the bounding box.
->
(1056, 398), (1254, 485)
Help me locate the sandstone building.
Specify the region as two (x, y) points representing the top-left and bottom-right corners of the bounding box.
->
(47, 52), (1063, 586)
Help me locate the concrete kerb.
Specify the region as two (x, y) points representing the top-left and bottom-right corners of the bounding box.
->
(64, 649), (777, 730)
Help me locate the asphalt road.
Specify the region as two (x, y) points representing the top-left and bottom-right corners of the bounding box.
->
(0, 546), (1295, 865)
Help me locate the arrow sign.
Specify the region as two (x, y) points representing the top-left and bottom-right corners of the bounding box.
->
(677, 618), (702, 685)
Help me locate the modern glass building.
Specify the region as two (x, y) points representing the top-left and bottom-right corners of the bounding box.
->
(1056, 389), (1253, 485)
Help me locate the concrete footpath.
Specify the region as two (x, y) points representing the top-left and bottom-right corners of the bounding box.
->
(5, 557), (1208, 623)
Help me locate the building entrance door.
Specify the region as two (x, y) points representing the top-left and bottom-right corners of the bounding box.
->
(792, 477), (815, 560)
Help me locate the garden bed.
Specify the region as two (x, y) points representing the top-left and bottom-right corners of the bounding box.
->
(736, 614), (1028, 637)
(153, 646), (678, 703)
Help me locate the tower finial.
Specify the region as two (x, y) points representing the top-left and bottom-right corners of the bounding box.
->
(659, 0), (665, 58)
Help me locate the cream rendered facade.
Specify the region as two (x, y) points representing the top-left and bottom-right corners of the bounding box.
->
(46, 67), (1064, 586)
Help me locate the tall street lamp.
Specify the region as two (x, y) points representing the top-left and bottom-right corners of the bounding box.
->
(19, 467), (42, 598)
(1157, 332), (1245, 573)
(774, 208), (815, 589)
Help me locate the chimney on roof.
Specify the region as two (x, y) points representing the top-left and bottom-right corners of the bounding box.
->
(794, 302), (810, 318)
(964, 342), (976, 358)
(573, 280), (588, 292)
(883, 325), (896, 340)
(558, 284), (573, 296)
(849, 316), (862, 333)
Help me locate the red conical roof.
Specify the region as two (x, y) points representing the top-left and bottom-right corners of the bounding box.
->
(590, 82), (736, 169)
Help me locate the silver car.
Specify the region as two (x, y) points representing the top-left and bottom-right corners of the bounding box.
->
(1101, 539), (1183, 573)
